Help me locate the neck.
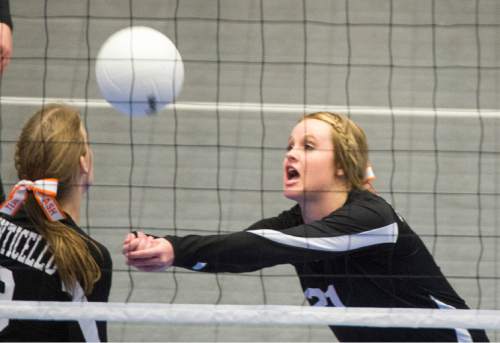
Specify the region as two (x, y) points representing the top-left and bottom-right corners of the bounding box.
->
(299, 188), (349, 224)
(59, 186), (83, 224)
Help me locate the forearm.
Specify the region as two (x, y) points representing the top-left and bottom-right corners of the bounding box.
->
(166, 233), (265, 273)
(165, 231), (325, 273)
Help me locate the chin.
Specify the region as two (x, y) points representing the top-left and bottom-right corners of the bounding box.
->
(283, 188), (303, 201)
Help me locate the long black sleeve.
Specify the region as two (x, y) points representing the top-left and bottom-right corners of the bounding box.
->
(166, 193), (398, 273)
(167, 231), (330, 273)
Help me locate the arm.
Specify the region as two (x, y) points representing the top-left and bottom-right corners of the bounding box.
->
(124, 230), (332, 273)
(124, 197), (398, 273)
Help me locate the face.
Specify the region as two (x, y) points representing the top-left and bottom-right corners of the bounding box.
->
(283, 118), (341, 202)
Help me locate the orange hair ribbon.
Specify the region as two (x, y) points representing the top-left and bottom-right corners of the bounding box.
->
(0, 179), (65, 221)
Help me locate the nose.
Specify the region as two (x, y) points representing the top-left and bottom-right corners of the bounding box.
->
(285, 147), (298, 162)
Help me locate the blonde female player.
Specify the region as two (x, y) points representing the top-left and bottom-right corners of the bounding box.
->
(124, 112), (488, 342)
(0, 104), (112, 342)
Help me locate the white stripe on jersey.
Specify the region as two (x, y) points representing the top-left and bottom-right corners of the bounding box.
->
(430, 295), (473, 343)
(247, 222), (398, 252)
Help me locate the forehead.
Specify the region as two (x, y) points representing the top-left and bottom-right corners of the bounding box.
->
(290, 119), (333, 142)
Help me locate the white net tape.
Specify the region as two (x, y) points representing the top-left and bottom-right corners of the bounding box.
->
(1, 301), (500, 329)
(2, 96), (500, 118)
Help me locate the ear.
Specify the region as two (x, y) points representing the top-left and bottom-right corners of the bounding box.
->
(80, 154), (89, 175)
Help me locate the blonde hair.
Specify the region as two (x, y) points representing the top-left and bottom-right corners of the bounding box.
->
(15, 104), (100, 295)
(301, 112), (369, 190)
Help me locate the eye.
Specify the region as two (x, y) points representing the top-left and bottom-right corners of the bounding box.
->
(305, 143), (314, 150)
(286, 143), (293, 151)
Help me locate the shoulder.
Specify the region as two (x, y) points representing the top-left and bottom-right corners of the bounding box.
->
(327, 190), (397, 229)
(65, 224), (112, 300)
(61, 218), (112, 268)
(277, 204), (303, 226)
(348, 189), (393, 211)
(85, 235), (112, 269)
(0, 211), (32, 229)
(245, 204), (303, 231)
(0, 212), (42, 242)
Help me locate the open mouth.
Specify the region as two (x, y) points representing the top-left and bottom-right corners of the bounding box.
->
(286, 166), (300, 180)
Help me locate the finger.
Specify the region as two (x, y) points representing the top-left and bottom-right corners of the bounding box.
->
(126, 257), (159, 266)
(123, 231), (146, 251)
(0, 50), (10, 74)
(125, 258), (167, 272)
(135, 239), (151, 251)
(123, 233), (135, 245)
(126, 233), (149, 251)
(136, 231), (147, 238)
(127, 246), (163, 260)
(123, 236), (147, 254)
(122, 238), (137, 253)
(125, 258), (152, 267)
(136, 236), (155, 251)
(126, 256), (165, 268)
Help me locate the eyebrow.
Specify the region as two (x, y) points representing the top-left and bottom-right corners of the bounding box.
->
(288, 134), (318, 142)
(303, 134), (317, 141)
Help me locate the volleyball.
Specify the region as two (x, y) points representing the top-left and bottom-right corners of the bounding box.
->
(95, 26), (184, 117)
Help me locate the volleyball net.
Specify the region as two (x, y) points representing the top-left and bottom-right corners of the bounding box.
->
(0, 0), (499, 341)
(2, 301), (500, 329)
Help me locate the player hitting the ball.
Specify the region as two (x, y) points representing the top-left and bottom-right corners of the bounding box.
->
(123, 112), (488, 342)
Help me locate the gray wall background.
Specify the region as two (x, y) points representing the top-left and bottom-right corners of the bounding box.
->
(0, 0), (499, 341)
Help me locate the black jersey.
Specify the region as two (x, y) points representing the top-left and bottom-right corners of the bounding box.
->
(165, 189), (488, 342)
(0, 211), (112, 342)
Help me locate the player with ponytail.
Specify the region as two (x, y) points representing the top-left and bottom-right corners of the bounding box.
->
(0, 104), (112, 342)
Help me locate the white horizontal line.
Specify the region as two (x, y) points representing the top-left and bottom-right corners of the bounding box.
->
(0, 301), (499, 329)
(1, 96), (499, 118)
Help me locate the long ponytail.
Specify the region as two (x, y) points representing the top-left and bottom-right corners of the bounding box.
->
(15, 104), (100, 295)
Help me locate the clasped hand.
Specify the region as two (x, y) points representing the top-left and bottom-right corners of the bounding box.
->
(122, 232), (174, 272)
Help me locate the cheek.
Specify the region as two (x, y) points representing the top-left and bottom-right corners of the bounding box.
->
(304, 155), (335, 186)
